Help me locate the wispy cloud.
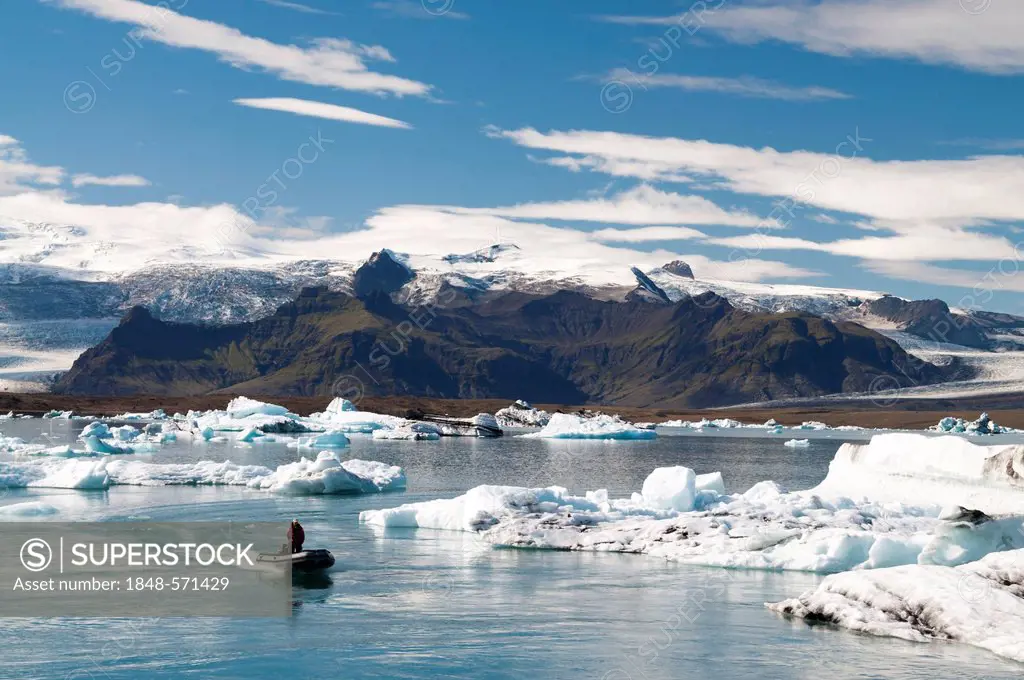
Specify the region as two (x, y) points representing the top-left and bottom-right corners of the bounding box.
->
(257, 0), (336, 15)
(432, 185), (775, 228)
(615, 0), (1024, 75)
(48, 0), (432, 96)
(71, 173), (151, 188)
(0, 136), (64, 195)
(591, 225), (707, 242)
(606, 69), (851, 102)
(372, 1), (469, 20)
(233, 97), (412, 129)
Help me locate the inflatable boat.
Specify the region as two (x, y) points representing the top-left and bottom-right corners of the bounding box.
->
(256, 549), (336, 573)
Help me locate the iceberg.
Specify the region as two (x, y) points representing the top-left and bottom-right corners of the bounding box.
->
(783, 439), (811, 448)
(494, 400), (552, 428)
(0, 502), (60, 519)
(82, 436), (134, 455)
(769, 548), (1024, 663)
(288, 430), (351, 448)
(307, 398), (405, 433)
(362, 434), (1024, 574)
(520, 413), (657, 440)
(932, 412), (1015, 436)
(250, 453), (405, 495)
(225, 396), (290, 419)
(372, 424), (440, 441)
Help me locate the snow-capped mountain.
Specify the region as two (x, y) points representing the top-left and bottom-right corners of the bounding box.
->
(1, 223), (1022, 394)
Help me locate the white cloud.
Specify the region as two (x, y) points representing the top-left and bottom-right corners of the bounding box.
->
(233, 97), (412, 129)
(607, 69), (851, 101)
(71, 173), (151, 188)
(50, 0), (431, 96)
(864, 260), (1024, 295)
(591, 226), (707, 242)
(0, 137), (64, 196)
(257, 0), (335, 15)
(698, 0), (1024, 74)
(433, 185), (775, 228)
(487, 126), (1024, 228)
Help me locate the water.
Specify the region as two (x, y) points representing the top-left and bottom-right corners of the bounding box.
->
(0, 420), (1020, 679)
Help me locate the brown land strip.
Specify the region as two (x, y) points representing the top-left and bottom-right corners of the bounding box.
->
(7, 393), (1024, 430)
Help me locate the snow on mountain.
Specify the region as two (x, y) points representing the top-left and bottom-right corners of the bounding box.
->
(0, 220), (1017, 396)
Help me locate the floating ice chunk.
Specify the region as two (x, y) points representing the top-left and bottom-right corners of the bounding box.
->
(695, 472), (726, 495)
(109, 408), (167, 421)
(784, 439), (811, 448)
(372, 425), (440, 441)
(289, 430), (351, 448)
(797, 421), (829, 431)
(768, 548), (1024, 663)
(105, 459), (271, 487)
(360, 484), (583, 532)
(82, 436), (133, 455)
(237, 427), (265, 443)
(110, 425), (141, 442)
(251, 453), (405, 495)
(308, 402), (404, 433)
(494, 400), (552, 428)
(80, 422), (111, 440)
(521, 413), (657, 440)
(0, 502), (60, 519)
(932, 412), (1015, 436)
(641, 466), (696, 512)
(325, 397), (358, 413)
(813, 433), (1024, 515)
(43, 410), (74, 419)
(226, 397), (290, 419)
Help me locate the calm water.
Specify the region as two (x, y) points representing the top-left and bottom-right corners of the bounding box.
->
(0, 420), (1021, 679)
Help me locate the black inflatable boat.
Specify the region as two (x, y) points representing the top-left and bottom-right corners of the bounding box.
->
(256, 549), (336, 573)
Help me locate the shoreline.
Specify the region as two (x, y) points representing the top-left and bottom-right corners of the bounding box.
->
(10, 392), (1024, 430)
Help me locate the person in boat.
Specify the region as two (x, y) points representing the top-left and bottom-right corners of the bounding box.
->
(287, 519), (305, 554)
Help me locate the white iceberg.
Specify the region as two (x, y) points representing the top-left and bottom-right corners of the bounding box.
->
(225, 396), (290, 419)
(769, 548), (1024, 663)
(494, 400), (552, 428)
(520, 413), (657, 440)
(250, 453), (405, 495)
(362, 434), (1024, 574)
(288, 430), (351, 448)
(784, 439), (811, 448)
(372, 424), (440, 441)
(0, 454), (404, 495)
(307, 398), (405, 433)
(190, 397), (315, 434)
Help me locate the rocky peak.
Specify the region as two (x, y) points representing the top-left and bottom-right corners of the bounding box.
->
(661, 260), (695, 279)
(352, 249), (415, 298)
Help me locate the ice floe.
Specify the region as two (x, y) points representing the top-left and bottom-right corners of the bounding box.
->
(0, 452), (404, 495)
(361, 434), (1024, 576)
(494, 400), (552, 428)
(932, 412), (1017, 436)
(520, 413), (657, 440)
(769, 548), (1024, 663)
(372, 424), (440, 441)
(250, 454), (405, 495)
(784, 439), (811, 448)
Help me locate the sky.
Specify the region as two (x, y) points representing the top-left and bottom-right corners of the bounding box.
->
(2, 0), (1024, 311)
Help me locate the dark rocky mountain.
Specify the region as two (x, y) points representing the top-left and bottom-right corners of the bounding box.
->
(865, 296), (991, 349)
(351, 249), (414, 298)
(54, 286), (955, 408)
(661, 260), (695, 279)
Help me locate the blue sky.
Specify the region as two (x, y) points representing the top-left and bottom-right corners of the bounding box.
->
(2, 0), (1024, 311)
